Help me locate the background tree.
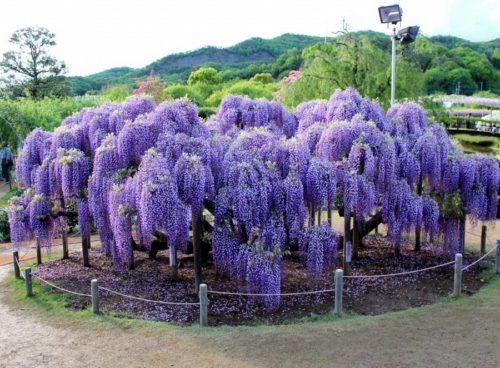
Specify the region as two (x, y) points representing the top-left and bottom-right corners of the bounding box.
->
(0, 27), (67, 98)
(133, 70), (166, 103)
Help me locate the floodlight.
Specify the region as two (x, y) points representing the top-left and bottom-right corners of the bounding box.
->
(396, 26), (420, 45)
(378, 4), (402, 24)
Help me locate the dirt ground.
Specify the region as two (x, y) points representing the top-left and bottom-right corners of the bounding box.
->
(1, 264), (500, 368)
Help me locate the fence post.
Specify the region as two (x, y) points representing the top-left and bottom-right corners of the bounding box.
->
(453, 253), (463, 297)
(334, 269), (343, 315)
(495, 239), (500, 275)
(13, 251), (20, 279)
(91, 279), (99, 314)
(480, 225), (487, 255)
(25, 268), (33, 297)
(199, 283), (208, 327)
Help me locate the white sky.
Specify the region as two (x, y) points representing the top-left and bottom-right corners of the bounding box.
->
(1, 0), (499, 76)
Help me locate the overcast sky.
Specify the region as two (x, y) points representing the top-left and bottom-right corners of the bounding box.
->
(1, 0), (498, 76)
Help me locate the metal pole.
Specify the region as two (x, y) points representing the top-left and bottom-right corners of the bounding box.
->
(390, 27), (397, 106)
(199, 283), (208, 326)
(91, 279), (99, 314)
(453, 253), (462, 297)
(334, 269), (343, 315)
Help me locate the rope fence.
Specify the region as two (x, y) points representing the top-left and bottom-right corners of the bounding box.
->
(31, 274), (91, 297)
(10, 238), (500, 327)
(462, 244), (498, 271)
(98, 286), (199, 306)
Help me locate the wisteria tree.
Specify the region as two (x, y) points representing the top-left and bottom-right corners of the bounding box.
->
(8, 88), (499, 309)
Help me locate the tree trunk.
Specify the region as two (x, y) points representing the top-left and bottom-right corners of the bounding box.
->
(192, 209), (203, 293)
(317, 206), (322, 224)
(459, 217), (466, 254)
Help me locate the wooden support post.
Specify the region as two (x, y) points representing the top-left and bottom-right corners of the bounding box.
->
(480, 225), (487, 255)
(169, 246), (178, 280)
(62, 227), (69, 259)
(192, 209), (203, 293)
(353, 217), (360, 259)
(199, 283), (208, 327)
(36, 240), (42, 265)
(343, 212), (351, 274)
(453, 253), (463, 297)
(317, 207), (321, 224)
(334, 269), (343, 315)
(415, 180), (423, 252)
(61, 199), (69, 259)
(495, 239), (500, 275)
(13, 251), (20, 279)
(310, 203), (316, 226)
(82, 234), (90, 267)
(25, 268), (33, 297)
(327, 203), (332, 229)
(91, 279), (99, 314)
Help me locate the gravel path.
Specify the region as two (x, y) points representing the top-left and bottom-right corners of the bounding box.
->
(1, 264), (500, 368)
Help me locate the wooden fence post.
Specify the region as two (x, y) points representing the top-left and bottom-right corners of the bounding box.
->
(82, 234), (90, 267)
(480, 225), (487, 255)
(199, 283), (208, 327)
(334, 269), (343, 315)
(25, 268), (33, 297)
(13, 251), (20, 279)
(91, 279), (99, 314)
(169, 246), (178, 280)
(453, 253), (462, 297)
(36, 240), (42, 265)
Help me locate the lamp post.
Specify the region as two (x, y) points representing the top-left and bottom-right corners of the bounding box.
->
(379, 5), (420, 106)
(378, 4), (403, 106)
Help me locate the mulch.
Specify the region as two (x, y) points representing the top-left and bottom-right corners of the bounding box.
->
(30, 236), (488, 326)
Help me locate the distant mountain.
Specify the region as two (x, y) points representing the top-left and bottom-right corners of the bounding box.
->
(68, 32), (500, 96)
(69, 33), (323, 95)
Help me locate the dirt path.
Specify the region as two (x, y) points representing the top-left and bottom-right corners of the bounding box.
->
(1, 265), (499, 368)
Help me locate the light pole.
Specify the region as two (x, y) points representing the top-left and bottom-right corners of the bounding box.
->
(378, 4), (403, 106)
(379, 5), (420, 106)
(390, 26), (397, 106)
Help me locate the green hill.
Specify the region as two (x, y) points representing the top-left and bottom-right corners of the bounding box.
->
(69, 33), (323, 95)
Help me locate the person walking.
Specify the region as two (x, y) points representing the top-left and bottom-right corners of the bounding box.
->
(0, 142), (14, 189)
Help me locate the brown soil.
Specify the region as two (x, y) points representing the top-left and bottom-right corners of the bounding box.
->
(30, 236), (487, 326)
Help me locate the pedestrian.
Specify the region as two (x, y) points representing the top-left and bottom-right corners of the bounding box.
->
(0, 142), (14, 184)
